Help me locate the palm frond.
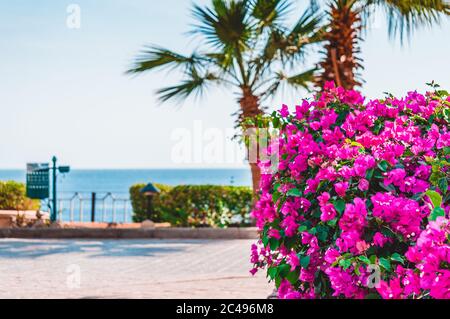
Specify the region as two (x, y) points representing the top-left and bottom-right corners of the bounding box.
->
(290, 3), (324, 37)
(286, 68), (316, 89)
(250, 0), (292, 30)
(259, 68), (315, 100)
(191, 0), (252, 52)
(156, 69), (219, 103)
(127, 46), (203, 74)
(365, 0), (450, 41)
(205, 50), (234, 70)
(260, 5), (323, 65)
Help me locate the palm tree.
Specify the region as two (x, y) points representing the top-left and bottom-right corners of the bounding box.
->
(315, 0), (450, 89)
(127, 0), (323, 194)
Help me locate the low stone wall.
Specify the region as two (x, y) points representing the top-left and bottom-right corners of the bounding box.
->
(0, 210), (49, 228)
(0, 227), (258, 239)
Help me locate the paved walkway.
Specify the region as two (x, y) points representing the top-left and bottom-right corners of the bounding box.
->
(0, 239), (272, 299)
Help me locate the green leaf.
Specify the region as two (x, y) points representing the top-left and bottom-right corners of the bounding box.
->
(272, 192), (281, 203)
(286, 269), (300, 285)
(267, 266), (278, 280)
(379, 258), (391, 271)
(438, 178), (448, 194)
(426, 190), (442, 208)
(316, 224), (329, 242)
(262, 228), (269, 246)
(390, 253), (404, 265)
(297, 225), (308, 233)
(283, 236), (296, 249)
(377, 160), (389, 172)
(339, 259), (351, 269)
(300, 255), (310, 269)
(278, 264), (290, 278)
(286, 188), (302, 197)
(429, 207), (445, 221)
(275, 275), (282, 288)
(269, 237), (280, 251)
(358, 256), (371, 265)
(379, 182), (396, 192)
(333, 199), (346, 214)
(327, 218), (338, 227)
(443, 147), (450, 156)
(365, 168), (375, 180)
(272, 116), (280, 128)
(436, 89), (449, 97)
(380, 227), (395, 239)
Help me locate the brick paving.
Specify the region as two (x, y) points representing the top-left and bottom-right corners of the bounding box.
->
(0, 239), (272, 299)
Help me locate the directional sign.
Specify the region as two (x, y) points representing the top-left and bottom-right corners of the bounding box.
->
(26, 163), (50, 199)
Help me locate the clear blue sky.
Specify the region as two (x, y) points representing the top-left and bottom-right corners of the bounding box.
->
(1, 0), (449, 169)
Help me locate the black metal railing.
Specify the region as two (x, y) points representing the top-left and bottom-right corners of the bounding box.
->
(56, 192), (131, 223)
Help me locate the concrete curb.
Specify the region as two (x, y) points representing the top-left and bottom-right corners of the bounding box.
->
(0, 227), (259, 239)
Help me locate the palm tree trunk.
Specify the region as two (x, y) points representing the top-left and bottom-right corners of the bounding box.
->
(239, 86), (263, 196)
(315, 0), (363, 90)
(249, 162), (262, 196)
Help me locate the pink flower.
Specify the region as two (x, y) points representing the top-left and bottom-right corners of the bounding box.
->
(318, 192), (330, 206)
(414, 165), (431, 180)
(325, 266), (365, 298)
(336, 230), (361, 254)
(437, 132), (450, 149)
(324, 248), (340, 264)
(377, 279), (403, 299)
(324, 81), (335, 91)
(268, 229), (281, 240)
(281, 215), (298, 237)
(373, 232), (389, 247)
(250, 244), (259, 264)
(287, 251), (300, 271)
(358, 178), (369, 191)
(356, 240), (370, 253)
(279, 104), (289, 117)
(295, 100), (310, 120)
(339, 198), (367, 233)
(353, 155), (376, 177)
(334, 182), (349, 197)
(384, 168), (406, 187)
(399, 177), (429, 194)
(320, 109), (338, 129)
(371, 192), (423, 239)
(310, 121), (321, 130)
(320, 204), (337, 222)
(339, 166), (354, 179)
(305, 178), (319, 194)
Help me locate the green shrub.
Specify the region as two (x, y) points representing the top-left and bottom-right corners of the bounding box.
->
(129, 183), (173, 222)
(0, 181), (40, 211)
(129, 183), (253, 227)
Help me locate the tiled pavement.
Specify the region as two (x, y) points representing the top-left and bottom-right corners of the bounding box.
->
(0, 239), (272, 299)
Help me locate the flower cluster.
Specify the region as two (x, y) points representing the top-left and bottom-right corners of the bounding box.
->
(250, 83), (450, 299)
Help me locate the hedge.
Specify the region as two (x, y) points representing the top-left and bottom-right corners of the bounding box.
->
(0, 181), (40, 211)
(130, 183), (173, 223)
(130, 184), (253, 227)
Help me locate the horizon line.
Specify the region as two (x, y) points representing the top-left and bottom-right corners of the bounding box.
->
(0, 166), (250, 171)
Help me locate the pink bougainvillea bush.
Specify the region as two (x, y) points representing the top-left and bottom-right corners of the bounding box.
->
(250, 82), (450, 299)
